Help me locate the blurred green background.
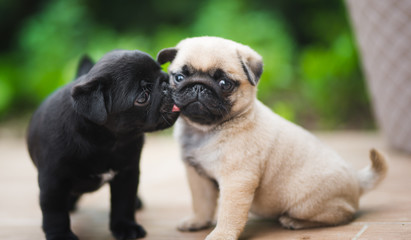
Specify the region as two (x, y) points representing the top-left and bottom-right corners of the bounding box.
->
(0, 0), (373, 129)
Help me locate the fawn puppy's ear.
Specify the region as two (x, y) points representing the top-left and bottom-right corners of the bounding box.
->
(236, 46), (263, 86)
(157, 48), (178, 65)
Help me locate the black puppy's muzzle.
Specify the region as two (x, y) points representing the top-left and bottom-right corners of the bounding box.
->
(156, 81), (179, 127)
(143, 81), (179, 132)
(160, 82), (177, 112)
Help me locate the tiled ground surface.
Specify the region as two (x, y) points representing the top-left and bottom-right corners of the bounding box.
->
(0, 131), (410, 240)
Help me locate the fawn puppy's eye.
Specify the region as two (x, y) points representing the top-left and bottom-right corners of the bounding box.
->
(219, 79), (234, 91)
(174, 74), (185, 83)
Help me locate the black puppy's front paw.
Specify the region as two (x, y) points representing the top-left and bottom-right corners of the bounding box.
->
(46, 231), (79, 240)
(111, 222), (147, 240)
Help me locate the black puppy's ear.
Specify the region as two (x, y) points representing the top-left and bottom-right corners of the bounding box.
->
(236, 46), (263, 86)
(76, 55), (94, 78)
(157, 48), (178, 65)
(71, 77), (107, 125)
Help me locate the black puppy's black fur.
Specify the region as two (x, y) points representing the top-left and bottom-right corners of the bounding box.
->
(27, 50), (178, 240)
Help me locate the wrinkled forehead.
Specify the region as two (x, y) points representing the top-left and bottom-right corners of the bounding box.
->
(169, 41), (245, 80)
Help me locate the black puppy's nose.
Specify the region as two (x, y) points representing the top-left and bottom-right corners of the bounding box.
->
(161, 81), (170, 94)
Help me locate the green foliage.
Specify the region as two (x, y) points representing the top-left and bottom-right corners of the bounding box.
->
(297, 31), (371, 128)
(0, 70), (14, 114)
(0, 0), (374, 129)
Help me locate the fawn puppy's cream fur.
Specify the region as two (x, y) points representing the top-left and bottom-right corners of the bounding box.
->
(157, 36), (388, 240)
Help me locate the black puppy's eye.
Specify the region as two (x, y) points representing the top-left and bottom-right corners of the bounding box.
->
(174, 74), (185, 83)
(134, 91), (150, 107)
(219, 79), (233, 91)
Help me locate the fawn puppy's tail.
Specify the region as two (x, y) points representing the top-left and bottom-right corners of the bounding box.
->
(357, 149), (388, 195)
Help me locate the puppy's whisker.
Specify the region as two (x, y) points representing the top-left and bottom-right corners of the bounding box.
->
(223, 107), (228, 115)
(145, 106), (152, 116)
(218, 108), (224, 117)
(218, 106), (229, 118)
(161, 113), (172, 126)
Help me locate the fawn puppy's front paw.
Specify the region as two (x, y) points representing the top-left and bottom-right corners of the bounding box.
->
(177, 216), (212, 231)
(205, 229), (237, 240)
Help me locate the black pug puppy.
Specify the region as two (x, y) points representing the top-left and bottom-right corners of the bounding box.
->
(27, 50), (179, 240)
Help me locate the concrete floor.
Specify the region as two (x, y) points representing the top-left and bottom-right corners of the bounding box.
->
(0, 130), (410, 240)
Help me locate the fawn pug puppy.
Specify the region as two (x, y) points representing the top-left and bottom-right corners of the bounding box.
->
(157, 36), (388, 240)
(27, 50), (179, 240)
